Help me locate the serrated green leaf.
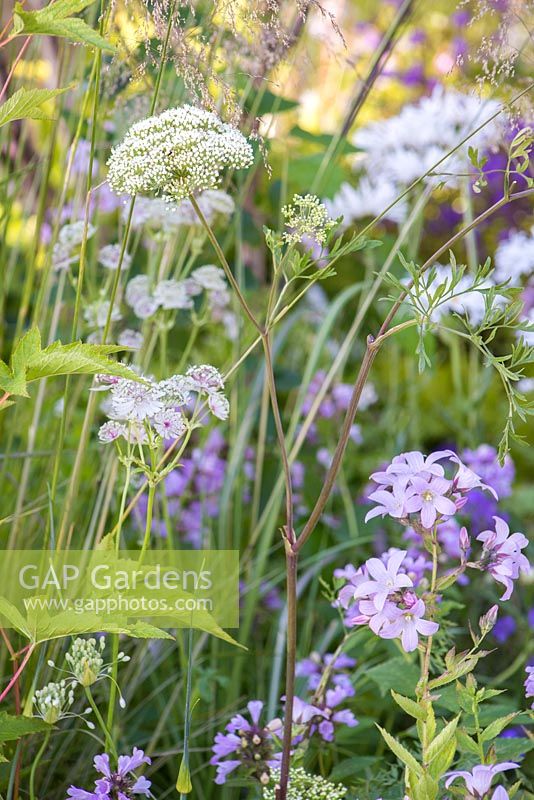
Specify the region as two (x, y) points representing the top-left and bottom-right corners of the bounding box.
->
(12, 0), (114, 51)
(480, 712), (519, 742)
(0, 86), (71, 128)
(377, 725), (422, 777)
(367, 656), (420, 697)
(391, 690), (427, 722)
(412, 772), (439, 800)
(0, 597), (31, 637)
(426, 716), (459, 764)
(0, 712), (51, 744)
(457, 728), (481, 755)
(0, 327), (141, 397)
(428, 735), (457, 780)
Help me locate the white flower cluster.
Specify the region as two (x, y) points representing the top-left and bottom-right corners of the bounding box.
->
(494, 226), (534, 285)
(98, 243), (132, 271)
(263, 768), (347, 800)
(97, 364), (229, 445)
(126, 189), (235, 232)
(52, 221), (96, 272)
(107, 105), (253, 200)
(34, 680), (74, 724)
(282, 194), (336, 246)
(353, 87), (502, 188)
(124, 265), (238, 339)
(325, 176), (407, 227)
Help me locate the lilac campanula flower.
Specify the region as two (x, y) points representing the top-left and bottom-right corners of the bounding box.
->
(444, 762), (518, 798)
(476, 517), (529, 600)
(211, 700), (282, 785)
(407, 476), (457, 529)
(67, 748), (151, 799)
(379, 598), (439, 652)
(352, 550), (413, 611)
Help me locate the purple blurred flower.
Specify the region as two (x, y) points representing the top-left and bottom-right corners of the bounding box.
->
(492, 615), (517, 644)
(445, 762), (518, 798)
(525, 666), (534, 709)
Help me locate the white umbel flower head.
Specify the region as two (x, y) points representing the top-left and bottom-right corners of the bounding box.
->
(282, 194), (335, 245)
(263, 768), (347, 800)
(107, 105), (254, 200)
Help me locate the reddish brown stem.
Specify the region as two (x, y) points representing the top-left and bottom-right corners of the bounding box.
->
(0, 644), (34, 703)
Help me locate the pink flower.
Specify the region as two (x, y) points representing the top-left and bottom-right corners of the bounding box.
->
(445, 762), (518, 797)
(407, 476), (457, 529)
(353, 550), (413, 611)
(477, 516), (529, 600)
(379, 598), (439, 652)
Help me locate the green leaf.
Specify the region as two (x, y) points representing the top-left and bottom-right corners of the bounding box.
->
(428, 735), (457, 780)
(0, 597), (31, 637)
(377, 725), (422, 777)
(494, 737), (534, 760)
(391, 691), (427, 722)
(329, 756), (379, 781)
(0, 327), (141, 398)
(480, 712), (520, 742)
(176, 757), (192, 793)
(0, 712), (51, 744)
(457, 728), (481, 756)
(411, 772), (439, 800)
(0, 86), (71, 129)
(367, 656), (420, 697)
(426, 717), (459, 765)
(12, 0), (114, 51)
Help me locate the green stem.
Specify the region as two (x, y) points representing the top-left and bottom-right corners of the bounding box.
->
(29, 730), (50, 800)
(85, 686), (117, 758)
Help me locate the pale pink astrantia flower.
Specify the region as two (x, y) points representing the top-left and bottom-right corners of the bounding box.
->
(444, 762), (518, 798)
(476, 516), (529, 600)
(208, 392), (230, 420)
(187, 364), (224, 394)
(379, 598), (439, 652)
(353, 550), (413, 611)
(152, 409), (187, 439)
(98, 421), (127, 443)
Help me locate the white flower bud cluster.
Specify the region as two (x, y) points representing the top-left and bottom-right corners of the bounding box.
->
(97, 364), (229, 445)
(282, 194), (335, 246)
(263, 768), (347, 800)
(52, 221), (96, 272)
(65, 636), (106, 688)
(34, 680), (74, 724)
(126, 189), (235, 232)
(107, 105), (253, 200)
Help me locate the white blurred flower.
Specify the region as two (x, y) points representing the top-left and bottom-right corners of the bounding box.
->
(325, 177), (406, 227)
(191, 264), (227, 292)
(98, 420), (127, 443)
(83, 299), (122, 329)
(494, 227), (534, 285)
(53, 221), (96, 271)
(187, 364), (224, 394)
(99, 243), (132, 271)
(118, 329), (144, 350)
(153, 279), (193, 310)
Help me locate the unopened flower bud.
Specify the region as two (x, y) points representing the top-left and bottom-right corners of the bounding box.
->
(252, 734), (261, 746)
(479, 604), (498, 634)
(260, 772), (270, 785)
(460, 526), (470, 552)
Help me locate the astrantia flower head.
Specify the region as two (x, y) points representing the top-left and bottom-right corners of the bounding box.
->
(67, 747), (151, 799)
(191, 264), (227, 292)
(187, 364), (224, 394)
(211, 700), (282, 785)
(53, 221), (96, 272)
(282, 194), (336, 246)
(263, 767), (347, 800)
(107, 105), (253, 200)
(98, 243), (132, 271)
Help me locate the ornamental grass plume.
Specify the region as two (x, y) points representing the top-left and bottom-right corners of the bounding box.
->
(107, 105), (254, 200)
